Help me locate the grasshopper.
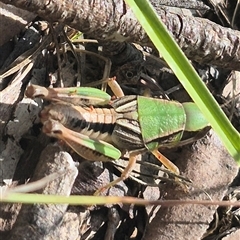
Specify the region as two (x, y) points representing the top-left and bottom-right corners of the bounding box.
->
(25, 84), (209, 193)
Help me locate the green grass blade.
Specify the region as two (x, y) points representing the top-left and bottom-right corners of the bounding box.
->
(1, 192), (141, 205)
(3, 192), (240, 207)
(125, 0), (240, 163)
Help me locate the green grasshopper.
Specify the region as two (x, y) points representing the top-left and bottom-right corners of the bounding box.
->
(25, 84), (209, 193)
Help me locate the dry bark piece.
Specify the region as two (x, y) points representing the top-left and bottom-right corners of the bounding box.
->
(72, 161), (129, 197)
(8, 144), (78, 240)
(0, 96), (42, 188)
(143, 130), (239, 240)
(44, 212), (81, 240)
(153, 0), (209, 10)
(222, 228), (240, 240)
(0, 2), (36, 46)
(1, 27), (41, 71)
(0, 68), (31, 137)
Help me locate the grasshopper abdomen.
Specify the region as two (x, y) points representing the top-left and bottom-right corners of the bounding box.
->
(40, 102), (117, 143)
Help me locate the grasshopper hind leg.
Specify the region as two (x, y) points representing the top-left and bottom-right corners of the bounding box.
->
(152, 150), (192, 192)
(151, 149), (180, 175)
(94, 151), (180, 195)
(94, 153), (138, 195)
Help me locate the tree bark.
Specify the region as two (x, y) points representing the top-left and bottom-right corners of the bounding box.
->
(1, 0), (240, 70)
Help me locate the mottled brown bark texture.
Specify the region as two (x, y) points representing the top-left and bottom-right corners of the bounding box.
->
(143, 131), (239, 240)
(8, 145), (78, 240)
(1, 0), (240, 70)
